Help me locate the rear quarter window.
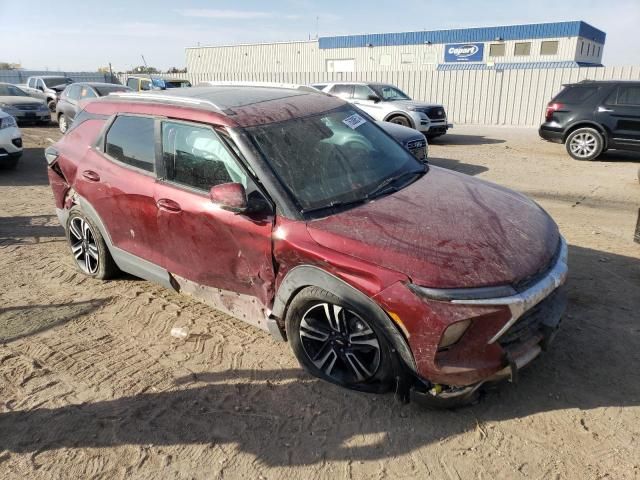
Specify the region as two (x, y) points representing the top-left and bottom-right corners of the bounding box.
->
(553, 85), (601, 104)
(105, 116), (156, 172)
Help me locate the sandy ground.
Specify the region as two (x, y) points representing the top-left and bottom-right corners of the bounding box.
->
(0, 124), (639, 480)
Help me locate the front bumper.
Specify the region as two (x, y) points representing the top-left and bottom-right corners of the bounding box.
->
(373, 237), (569, 394)
(2, 108), (50, 123)
(0, 126), (23, 157)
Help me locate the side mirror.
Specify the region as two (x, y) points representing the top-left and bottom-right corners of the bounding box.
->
(37, 86), (44, 92)
(368, 94), (380, 103)
(209, 182), (248, 213)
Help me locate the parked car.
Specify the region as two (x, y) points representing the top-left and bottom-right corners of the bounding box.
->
(376, 121), (427, 162)
(319, 82), (452, 139)
(45, 86), (567, 407)
(539, 80), (640, 161)
(126, 76), (191, 92)
(0, 83), (50, 124)
(56, 83), (131, 133)
(20, 76), (74, 112)
(0, 110), (22, 169)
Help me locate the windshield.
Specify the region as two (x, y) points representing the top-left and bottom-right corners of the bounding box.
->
(43, 77), (73, 87)
(164, 80), (191, 88)
(248, 106), (424, 212)
(370, 84), (411, 101)
(0, 84), (29, 96)
(94, 85), (130, 96)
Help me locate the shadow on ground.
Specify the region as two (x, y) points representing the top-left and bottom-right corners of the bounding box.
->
(0, 244), (637, 465)
(0, 298), (111, 343)
(429, 133), (506, 146)
(0, 148), (49, 187)
(428, 156), (489, 176)
(0, 214), (64, 246)
(598, 149), (640, 163)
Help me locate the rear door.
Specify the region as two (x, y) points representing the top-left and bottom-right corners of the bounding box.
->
(153, 119), (275, 304)
(75, 86), (97, 120)
(76, 114), (163, 264)
(598, 83), (640, 146)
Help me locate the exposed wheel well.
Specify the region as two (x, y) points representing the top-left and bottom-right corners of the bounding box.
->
(385, 113), (414, 128)
(562, 122), (608, 145)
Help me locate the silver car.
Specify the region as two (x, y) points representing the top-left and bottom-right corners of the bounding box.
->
(0, 83), (51, 124)
(319, 82), (451, 139)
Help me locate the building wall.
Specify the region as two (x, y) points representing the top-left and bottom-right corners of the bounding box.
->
(167, 65), (640, 127)
(186, 36), (603, 74)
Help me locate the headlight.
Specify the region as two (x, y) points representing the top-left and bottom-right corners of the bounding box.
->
(0, 116), (18, 129)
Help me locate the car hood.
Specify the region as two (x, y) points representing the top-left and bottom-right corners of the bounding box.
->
(0, 96), (45, 106)
(306, 167), (559, 289)
(376, 121), (426, 144)
(386, 100), (443, 110)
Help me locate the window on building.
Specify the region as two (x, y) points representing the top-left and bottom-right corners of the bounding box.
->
(514, 42), (531, 56)
(380, 54), (392, 66)
(587, 44), (591, 56)
(400, 53), (415, 64)
(616, 86), (640, 106)
(580, 41), (584, 55)
(326, 59), (355, 73)
(105, 116), (156, 172)
(489, 43), (505, 57)
(596, 46), (601, 57)
(540, 41), (559, 56)
(422, 52), (437, 65)
(161, 121), (246, 191)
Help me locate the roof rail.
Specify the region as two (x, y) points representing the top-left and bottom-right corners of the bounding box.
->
(196, 80), (318, 93)
(107, 92), (221, 110)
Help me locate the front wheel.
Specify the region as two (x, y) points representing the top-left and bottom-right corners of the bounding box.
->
(58, 114), (68, 134)
(286, 287), (395, 393)
(565, 127), (604, 161)
(387, 115), (411, 128)
(47, 99), (57, 113)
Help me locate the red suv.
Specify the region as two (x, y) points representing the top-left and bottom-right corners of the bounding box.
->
(45, 86), (568, 407)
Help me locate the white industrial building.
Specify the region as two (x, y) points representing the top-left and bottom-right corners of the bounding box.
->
(186, 21), (605, 74)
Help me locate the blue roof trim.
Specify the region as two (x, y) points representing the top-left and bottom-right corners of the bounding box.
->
(436, 61), (604, 71)
(319, 21), (606, 49)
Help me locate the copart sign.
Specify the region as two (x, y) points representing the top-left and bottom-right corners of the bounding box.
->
(444, 43), (484, 62)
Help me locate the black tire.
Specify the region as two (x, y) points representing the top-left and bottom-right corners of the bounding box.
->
(565, 127), (604, 161)
(47, 99), (56, 112)
(66, 207), (119, 280)
(58, 113), (68, 134)
(387, 115), (411, 128)
(286, 286), (395, 393)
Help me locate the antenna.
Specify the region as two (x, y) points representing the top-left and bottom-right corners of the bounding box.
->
(315, 16), (319, 39)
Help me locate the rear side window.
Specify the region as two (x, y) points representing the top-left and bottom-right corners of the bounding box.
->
(66, 85), (81, 100)
(329, 84), (354, 99)
(615, 86), (640, 106)
(105, 116), (156, 172)
(126, 78), (138, 90)
(553, 85), (600, 104)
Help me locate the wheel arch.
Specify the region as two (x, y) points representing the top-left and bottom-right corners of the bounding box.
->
(383, 111), (415, 128)
(562, 121), (609, 146)
(272, 265), (417, 371)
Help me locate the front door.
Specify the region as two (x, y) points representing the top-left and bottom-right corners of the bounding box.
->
(351, 84), (384, 117)
(153, 119), (275, 305)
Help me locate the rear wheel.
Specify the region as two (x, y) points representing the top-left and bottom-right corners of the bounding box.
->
(565, 127), (604, 161)
(66, 207), (118, 280)
(47, 99), (56, 112)
(286, 287), (395, 393)
(387, 115), (411, 128)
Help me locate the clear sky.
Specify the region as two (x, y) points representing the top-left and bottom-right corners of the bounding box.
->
(1, 0), (639, 71)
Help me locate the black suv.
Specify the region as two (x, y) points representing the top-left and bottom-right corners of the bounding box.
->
(539, 80), (640, 161)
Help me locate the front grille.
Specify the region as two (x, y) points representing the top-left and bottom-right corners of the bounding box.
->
(406, 139), (427, 160)
(425, 107), (446, 120)
(14, 104), (40, 111)
(12, 138), (22, 148)
(498, 288), (567, 347)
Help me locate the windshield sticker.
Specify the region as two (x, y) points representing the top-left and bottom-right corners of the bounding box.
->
(342, 113), (367, 130)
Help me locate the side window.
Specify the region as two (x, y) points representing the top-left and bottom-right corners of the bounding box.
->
(37, 79), (45, 90)
(353, 85), (376, 100)
(80, 86), (97, 99)
(66, 85), (81, 100)
(540, 41), (559, 56)
(105, 116), (156, 173)
(161, 121), (246, 191)
(616, 86), (640, 106)
(140, 79), (151, 91)
(28, 78), (34, 88)
(126, 78), (138, 90)
(329, 84), (354, 99)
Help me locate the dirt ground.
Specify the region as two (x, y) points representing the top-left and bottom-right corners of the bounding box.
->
(0, 124), (639, 480)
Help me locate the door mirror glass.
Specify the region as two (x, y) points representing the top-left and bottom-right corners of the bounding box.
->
(209, 182), (247, 213)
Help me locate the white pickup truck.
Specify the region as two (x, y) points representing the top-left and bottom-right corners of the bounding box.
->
(18, 76), (73, 112)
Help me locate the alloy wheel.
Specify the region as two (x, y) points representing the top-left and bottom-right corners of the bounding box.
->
(299, 303), (381, 384)
(569, 132), (598, 159)
(59, 115), (67, 133)
(69, 217), (99, 274)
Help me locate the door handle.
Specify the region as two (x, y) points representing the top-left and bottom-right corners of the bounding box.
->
(156, 198), (182, 213)
(82, 170), (100, 182)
